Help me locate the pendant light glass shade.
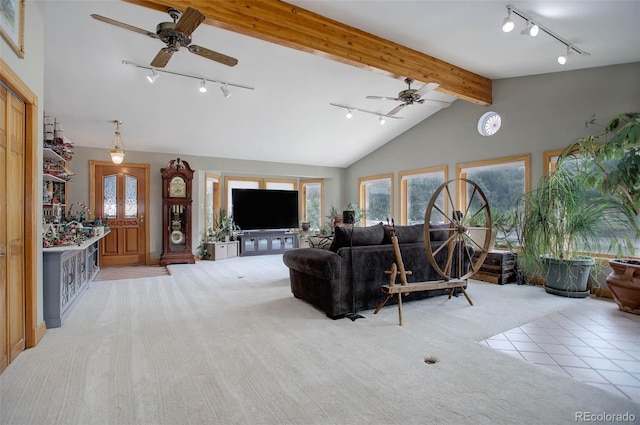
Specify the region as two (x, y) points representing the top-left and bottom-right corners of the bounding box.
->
(108, 120), (127, 164)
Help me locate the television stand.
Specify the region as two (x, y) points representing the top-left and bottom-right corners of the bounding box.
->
(238, 230), (299, 256)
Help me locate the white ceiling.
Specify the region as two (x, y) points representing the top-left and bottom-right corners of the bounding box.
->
(41, 1), (640, 168)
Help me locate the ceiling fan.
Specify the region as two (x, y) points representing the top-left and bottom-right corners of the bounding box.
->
(367, 78), (451, 116)
(91, 7), (238, 68)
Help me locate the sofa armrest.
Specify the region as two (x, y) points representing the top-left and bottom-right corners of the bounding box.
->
(283, 248), (341, 281)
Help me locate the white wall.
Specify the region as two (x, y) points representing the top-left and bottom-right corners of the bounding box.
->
(69, 146), (344, 259)
(345, 62), (640, 219)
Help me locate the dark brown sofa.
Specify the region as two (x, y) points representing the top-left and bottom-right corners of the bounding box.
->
(283, 223), (470, 319)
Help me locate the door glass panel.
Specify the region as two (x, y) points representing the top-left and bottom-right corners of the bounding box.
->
(125, 175), (138, 217)
(103, 174), (117, 218)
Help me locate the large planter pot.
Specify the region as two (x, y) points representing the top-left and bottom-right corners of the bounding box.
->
(467, 227), (497, 252)
(541, 255), (594, 298)
(606, 259), (640, 314)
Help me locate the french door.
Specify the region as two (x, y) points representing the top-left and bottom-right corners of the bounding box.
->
(91, 162), (150, 267)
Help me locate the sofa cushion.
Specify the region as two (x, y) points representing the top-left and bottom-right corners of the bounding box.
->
(329, 222), (384, 252)
(307, 235), (333, 250)
(382, 224), (424, 244)
(428, 223), (451, 242)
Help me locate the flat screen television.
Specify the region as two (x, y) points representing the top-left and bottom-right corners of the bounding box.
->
(231, 188), (299, 231)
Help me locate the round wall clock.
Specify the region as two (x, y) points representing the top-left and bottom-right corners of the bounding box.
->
(477, 111), (502, 136)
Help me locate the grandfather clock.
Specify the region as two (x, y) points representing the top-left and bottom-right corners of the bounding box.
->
(160, 158), (195, 266)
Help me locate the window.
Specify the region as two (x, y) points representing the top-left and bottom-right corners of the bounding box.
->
(204, 173), (221, 239)
(264, 179), (297, 191)
(545, 149), (639, 257)
(224, 177), (261, 217)
(457, 154), (530, 219)
(359, 173), (393, 226)
(399, 166), (447, 225)
(300, 179), (323, 231)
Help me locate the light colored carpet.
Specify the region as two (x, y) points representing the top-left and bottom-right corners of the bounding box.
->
(1, 255), (638, 425)
(93, 266), (170, 282)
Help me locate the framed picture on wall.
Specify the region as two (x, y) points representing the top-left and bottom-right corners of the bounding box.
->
(0, 0), (25, 58)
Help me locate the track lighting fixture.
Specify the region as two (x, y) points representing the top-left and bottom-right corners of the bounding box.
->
(330, 103), (403, 122)
(220, 83), (232, 98)
(108, 120), (127, 165)
(521, 21), (539, 37)
(501, 5), (590, 64)
(501, 8), (514, 33)
(122, 60), (255, 94)
(146, 69), (159, 83)
(557, 46), (573, 65)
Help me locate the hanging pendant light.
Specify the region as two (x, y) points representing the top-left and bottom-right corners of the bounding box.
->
(108, 120), (127, 164)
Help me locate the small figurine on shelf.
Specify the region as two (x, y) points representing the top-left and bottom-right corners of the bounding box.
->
(67, 201), (91, 224)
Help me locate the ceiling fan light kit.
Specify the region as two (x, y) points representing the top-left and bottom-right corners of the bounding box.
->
(501, 5), (590, 65)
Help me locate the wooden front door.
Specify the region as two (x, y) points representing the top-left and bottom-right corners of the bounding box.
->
(92, 162), (150, 267)
(0, 84), (26, 373)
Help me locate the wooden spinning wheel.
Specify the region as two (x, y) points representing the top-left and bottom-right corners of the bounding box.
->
(424, 178), (492, 280)
(374, 178), (491, 325)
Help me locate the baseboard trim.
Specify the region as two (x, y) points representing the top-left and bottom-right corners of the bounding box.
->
(27, 321), (47, 348)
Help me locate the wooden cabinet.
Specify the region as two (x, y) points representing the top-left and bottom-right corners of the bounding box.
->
(239, 231), (298, 256)
(42, 232), (108, 328)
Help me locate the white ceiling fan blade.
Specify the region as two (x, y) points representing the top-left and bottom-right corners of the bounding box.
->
(367, 95), (401, 101)
(387, 103), (406, 116)
(415, 82), (439, 97)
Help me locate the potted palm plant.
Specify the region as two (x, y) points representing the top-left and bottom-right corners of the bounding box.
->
(518, 160), (634, 298)
(563, 112), (640, 311)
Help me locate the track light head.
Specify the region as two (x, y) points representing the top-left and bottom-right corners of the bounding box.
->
(220, 83), (231, 98)
(199, 79), (208, 93)
(521, 21), (539, 37)
(558, 46), (573, 65)
(502, 8), (514, 32)
(346, 109), (353, 119)
(146, 69), (159, 83)
(529, 23), (539, 37)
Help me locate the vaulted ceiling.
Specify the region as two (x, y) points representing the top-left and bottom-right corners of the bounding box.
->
(41, 1), (640, 168)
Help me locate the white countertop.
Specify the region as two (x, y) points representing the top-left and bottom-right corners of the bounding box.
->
(43, 230), (110, 253)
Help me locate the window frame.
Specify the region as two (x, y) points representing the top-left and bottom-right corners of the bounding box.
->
(358, 173), (394, 226)
(300, 179), (324, 231)
(398, 165), (448, 225)
(456, 154), (531, 212)
(204, 173), (222, 240)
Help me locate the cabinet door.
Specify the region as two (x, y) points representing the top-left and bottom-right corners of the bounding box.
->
(214, 243), (227, 260)
(227, 242), (238, 258)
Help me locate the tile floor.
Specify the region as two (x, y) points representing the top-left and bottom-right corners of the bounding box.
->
(480, 296), (640, 402)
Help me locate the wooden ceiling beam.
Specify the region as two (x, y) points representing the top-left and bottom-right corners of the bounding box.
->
(123, 0), (492, 105)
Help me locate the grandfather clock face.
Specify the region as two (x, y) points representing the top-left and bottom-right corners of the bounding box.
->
(169, 176), (186, 198)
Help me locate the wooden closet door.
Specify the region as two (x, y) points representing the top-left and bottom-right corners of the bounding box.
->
(0, 84), (26, 373)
